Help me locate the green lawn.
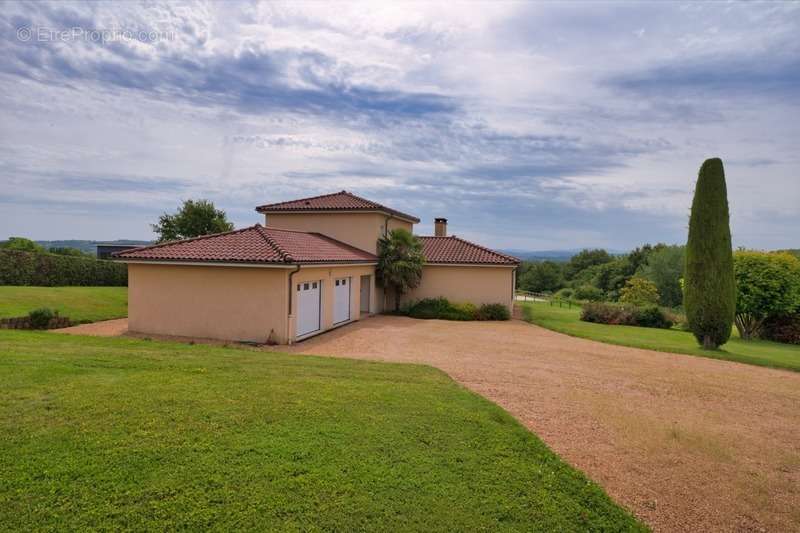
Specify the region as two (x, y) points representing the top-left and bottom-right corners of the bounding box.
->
(522, 301), (800, 372)
(0, 331), (644, 531)
(0, 286), (127, 322)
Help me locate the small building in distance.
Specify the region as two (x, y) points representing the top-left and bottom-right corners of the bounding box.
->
(96, 243), (147, 260)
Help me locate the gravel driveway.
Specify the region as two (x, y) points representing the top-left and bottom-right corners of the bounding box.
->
(287, 315), (800, 532)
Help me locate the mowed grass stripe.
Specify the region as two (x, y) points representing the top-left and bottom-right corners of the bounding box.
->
(0, 286), (127, 322)
(0, 331), (645, 531)
(522, 301), (800, 372)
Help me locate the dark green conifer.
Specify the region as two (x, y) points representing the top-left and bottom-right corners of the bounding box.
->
(684, 158), (736, 349)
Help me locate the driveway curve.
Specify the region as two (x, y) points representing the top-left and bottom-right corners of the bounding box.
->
(288, 315), (800, 532)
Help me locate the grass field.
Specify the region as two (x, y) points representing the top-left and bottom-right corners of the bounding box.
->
(0, 330), (644, 531)
(0, 286), (127, 322)
(522, 301), (800, 372)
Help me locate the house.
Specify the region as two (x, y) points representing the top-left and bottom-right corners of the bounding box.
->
(95, 243), (146, 259)
(115, 191), (519, 344)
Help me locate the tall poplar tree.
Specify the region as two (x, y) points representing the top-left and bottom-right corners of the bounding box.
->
(684, 158), (736, 349)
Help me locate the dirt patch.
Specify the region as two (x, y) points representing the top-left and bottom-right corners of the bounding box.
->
(53, 318), (129, 336)
(283, 315), (800, 532)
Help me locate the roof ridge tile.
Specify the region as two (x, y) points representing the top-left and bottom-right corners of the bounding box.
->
(255, 226), (294, 262)
(254, 190), (420, 223)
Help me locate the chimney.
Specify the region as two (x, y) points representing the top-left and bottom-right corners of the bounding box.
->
(434, 218), (448, 237)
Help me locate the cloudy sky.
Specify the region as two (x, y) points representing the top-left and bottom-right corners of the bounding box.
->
(1, 1), (797, 250)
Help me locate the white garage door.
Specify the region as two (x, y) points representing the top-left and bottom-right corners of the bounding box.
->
(333, 277), (351, 324)
(296, 280), (321, 337)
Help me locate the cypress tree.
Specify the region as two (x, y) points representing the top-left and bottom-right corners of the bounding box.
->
(684, 158), (736, 349)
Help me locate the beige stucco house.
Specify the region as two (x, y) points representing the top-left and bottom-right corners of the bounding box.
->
(116, 191), (519, 344)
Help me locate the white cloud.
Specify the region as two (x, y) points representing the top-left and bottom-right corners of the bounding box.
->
(0, 1), (797, 249)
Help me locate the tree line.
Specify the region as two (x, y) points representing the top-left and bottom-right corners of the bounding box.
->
(518, 158), (800, 348)
(516, 244), (685, 308)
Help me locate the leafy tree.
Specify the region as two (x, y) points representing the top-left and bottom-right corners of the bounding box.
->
(518, 260), (564, 293)
(639, 245), (685, 308)
(1, 237), (45, 253)
(569, 263), (604, 289)
(376, 228), (425, 311)
(684, 158), (736, 349)
(564, 249), (613, 280)
(594, 258), (634, 299)
(152, 199), (234, 243)
(619, 277), (660, 306)
(627, 244), (657, 273)
(574, 284), (604, 302)
(733, 251), (800, 340)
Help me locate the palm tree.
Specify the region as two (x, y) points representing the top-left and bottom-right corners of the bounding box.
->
(376, 228), (425, 311)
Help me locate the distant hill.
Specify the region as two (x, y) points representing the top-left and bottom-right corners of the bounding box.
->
(500, 249), (628, 262)
(500, 250), (577, 262)
(34, 240), (151, 254)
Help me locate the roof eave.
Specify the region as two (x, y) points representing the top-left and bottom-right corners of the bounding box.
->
(115, 258), (377, 267)
(424, 262), (520, 267)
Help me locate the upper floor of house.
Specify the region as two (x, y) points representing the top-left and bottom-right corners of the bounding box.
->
(255, 191), (422, 255)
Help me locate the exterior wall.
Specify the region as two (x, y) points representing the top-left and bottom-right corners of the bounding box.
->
(128, 263), (290, 343)
(264, 212), (413, 254)
(289, 264), (376, 342)
(390, 265), (516, 311)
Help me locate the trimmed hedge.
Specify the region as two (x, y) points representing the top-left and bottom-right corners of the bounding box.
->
(762, 314), (800, 345)
(581, 302), (673, 329)
(400, 297), (510, 321)
(0, 250), (127, 286)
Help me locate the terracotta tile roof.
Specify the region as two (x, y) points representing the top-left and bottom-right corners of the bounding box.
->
(114, 225), (377, 265)
(255, 190), (420, 223)
(419, 236), (520, 265)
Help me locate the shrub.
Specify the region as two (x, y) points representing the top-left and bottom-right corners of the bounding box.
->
(555, 288), (574, 300)
(0, 250), (127, 286)
(453, 302), (479, 319)
(619, 277), (660, 306)
(761, 314), (800, 345)
(28, 308), (56, 329)
(406, 298), (476, 321)
(581, 302), (633, 325)
(684, 158), (736, 349)
(580, 302), (672, 329)
(477, 303), (510, 321)
(631, 305), (673, 329)
(574, 285), (604, 302)
(733, 251), (800, 340)
(400, 298), (509, 321)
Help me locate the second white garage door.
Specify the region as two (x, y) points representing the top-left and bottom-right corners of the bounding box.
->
(334, 277), (351, 324)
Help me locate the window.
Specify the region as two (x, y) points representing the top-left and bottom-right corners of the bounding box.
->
(312, 282), (317, 289)
(342, 279), (347, 285)
(303, 283), (309, 290)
